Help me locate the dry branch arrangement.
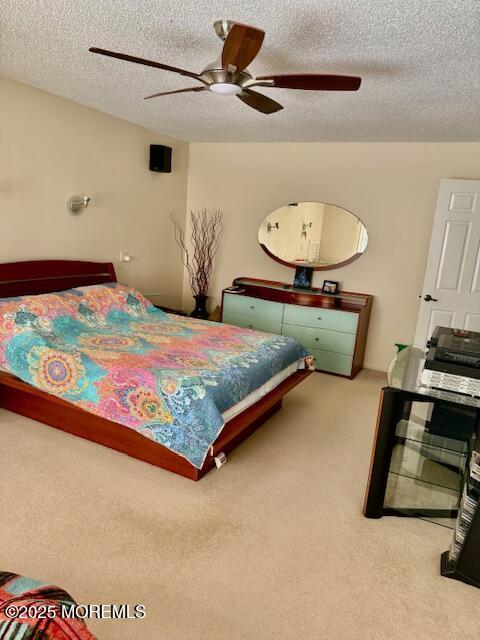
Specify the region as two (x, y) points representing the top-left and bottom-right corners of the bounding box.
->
(171, 209), (223, 317)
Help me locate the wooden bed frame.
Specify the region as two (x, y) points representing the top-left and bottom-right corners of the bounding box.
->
(0, 260), (311, 480)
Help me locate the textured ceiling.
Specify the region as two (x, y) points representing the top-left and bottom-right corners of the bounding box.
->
(1, 0), (480, 142)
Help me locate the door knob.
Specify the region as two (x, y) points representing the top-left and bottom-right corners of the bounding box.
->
(423, 294), (438, 302)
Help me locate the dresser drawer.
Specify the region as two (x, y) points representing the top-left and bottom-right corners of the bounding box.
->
(223, 294), (284, 322)
(309, 348), (353, 376)
(283, 304), (358, 334)
(281, 325), (356, 355)
(222, 310), (282, 335)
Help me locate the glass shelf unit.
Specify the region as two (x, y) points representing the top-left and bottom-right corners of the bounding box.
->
(364, 347), (478, 529)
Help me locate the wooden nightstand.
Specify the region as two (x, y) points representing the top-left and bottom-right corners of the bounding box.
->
(154, 305), (187, 316)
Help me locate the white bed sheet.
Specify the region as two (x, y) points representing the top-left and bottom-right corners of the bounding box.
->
(221, 359), (305, 422)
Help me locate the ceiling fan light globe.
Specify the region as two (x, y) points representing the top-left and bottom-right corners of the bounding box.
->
(209, 83), (242, 95)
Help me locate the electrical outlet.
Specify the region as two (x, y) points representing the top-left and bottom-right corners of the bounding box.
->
(120, 251), (132, 263)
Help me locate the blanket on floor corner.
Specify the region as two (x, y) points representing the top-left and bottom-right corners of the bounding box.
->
(0, 571), (96, 639)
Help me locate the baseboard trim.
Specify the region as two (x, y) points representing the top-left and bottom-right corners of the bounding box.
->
(363, 363), (388, 373)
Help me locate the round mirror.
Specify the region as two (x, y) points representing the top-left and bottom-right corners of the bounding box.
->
(258, 202), (368, 270)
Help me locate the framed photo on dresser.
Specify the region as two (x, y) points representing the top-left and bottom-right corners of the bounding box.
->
(322, 280), (339, 294)
(293, 266), (313, 289)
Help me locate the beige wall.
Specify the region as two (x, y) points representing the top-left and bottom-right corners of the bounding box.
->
(185, 142), (480, 370)
(0, 76), (189, 308)
(3, 77), (480, 371)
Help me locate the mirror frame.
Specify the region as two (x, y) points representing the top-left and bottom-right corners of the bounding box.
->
(258, 201), (368, 271)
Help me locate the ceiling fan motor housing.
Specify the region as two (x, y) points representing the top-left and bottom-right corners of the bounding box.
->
(200, 66), (252, 92)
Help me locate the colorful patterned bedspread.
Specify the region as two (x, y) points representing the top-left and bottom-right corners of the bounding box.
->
(0, 571), (96, 639)
(0, 284), (307, 468)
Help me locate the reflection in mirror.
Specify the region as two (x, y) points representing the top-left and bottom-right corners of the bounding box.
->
(258, 202), (368, 270)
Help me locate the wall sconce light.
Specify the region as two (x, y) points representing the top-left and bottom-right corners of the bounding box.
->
(67, 195), (91, 214)
(267, 222), (280, 232)
(301, 221), (312, 238)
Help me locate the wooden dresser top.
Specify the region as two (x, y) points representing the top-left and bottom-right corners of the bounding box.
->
(224, 277), (373, 314)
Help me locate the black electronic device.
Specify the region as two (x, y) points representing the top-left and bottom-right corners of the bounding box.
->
(426, 327), (480, 374)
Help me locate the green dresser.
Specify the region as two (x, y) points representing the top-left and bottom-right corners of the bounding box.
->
(222, 278), (372, 379)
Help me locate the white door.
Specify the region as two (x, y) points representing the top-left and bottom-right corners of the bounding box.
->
(414, 178), (480, 347)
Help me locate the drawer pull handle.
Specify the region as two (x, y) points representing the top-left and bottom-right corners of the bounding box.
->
(250, 305), (255, 309)
(248, 324), (253, 329)
(317, 316), (322, 320)
(315, 337), (319, 341)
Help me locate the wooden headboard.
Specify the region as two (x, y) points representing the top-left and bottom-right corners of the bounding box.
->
(0, 260), (117, 298)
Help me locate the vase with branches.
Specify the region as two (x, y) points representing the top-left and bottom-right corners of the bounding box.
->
(171, 208), (223, 319)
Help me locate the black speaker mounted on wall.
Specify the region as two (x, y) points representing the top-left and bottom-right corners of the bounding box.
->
(149, 145), (172, 173)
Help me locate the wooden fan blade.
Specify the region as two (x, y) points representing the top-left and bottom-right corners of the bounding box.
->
(237, 89), (283, 114)
(256, 74), (362, 91)
(221, 23), (265, 72)
(89, 47), (201, 80)
(145, 86), (206, 100)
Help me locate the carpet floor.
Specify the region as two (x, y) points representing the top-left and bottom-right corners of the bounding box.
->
(0, 370), (478, 639)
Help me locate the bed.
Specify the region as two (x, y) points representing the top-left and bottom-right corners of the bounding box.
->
(0, 260), (311, 480)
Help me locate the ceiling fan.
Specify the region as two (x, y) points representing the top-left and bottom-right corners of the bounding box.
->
(90, 20), (361, 115)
